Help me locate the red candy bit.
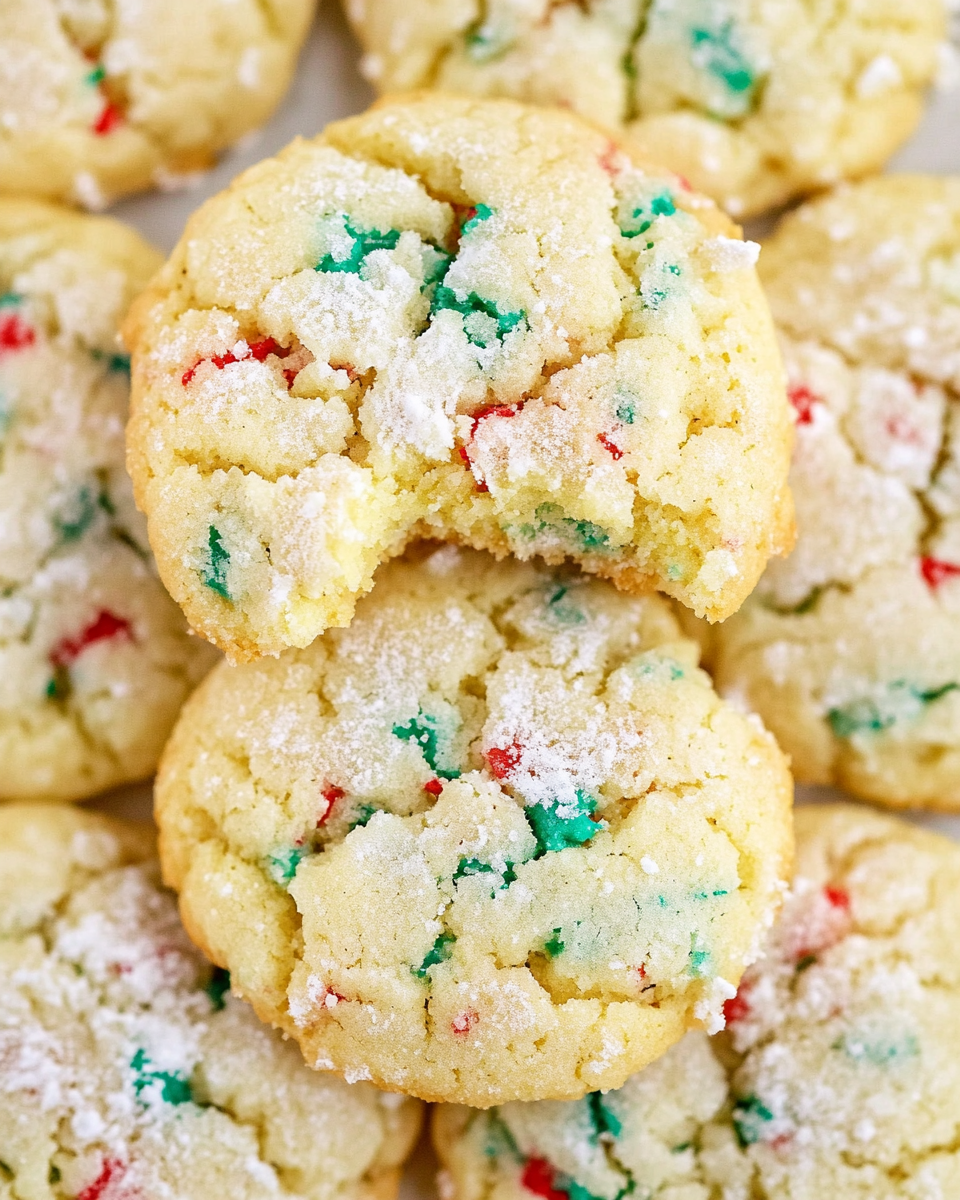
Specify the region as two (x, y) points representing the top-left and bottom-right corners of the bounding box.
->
(318, 784), (345, 825)
(459, 402), (524, 490)
(77, 1159), (131, 1200)
(320, 985), (346, 1008)
(597, 142), (621, 177)
(182, 337), (289, 387)
(723, 985), (752, 1026)
(248, 337), (281, 361)
(485, 741), (523, 780)
(674, 174), (692, 192)
(769, 1133), (794, 1152)
(885, 415), (923, 446)
(824, 885), (850, 911)
(521, 1159), (568, 1200)
(597, 431), (623, 461)
(424, 778), (444, 795)
(451, 1010), (479, 1036)
(92, 101), (123, 136)
(921, 557), (960, 590)
(50, 610), (132, 669)
(787, 384), (820, 426)
(0, 312), (35, 355)
(331, 362), (361, 383)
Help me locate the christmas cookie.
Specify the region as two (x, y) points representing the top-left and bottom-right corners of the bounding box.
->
(710, 176), (960, 810)
(124, 93), (794, 661)
(0, 803), (422, 1200)
(0, 0), (316, 209)
(0, 200), (216, 802)
(434, 803), (960, 1199)
(155, 546), (793, 1106)
(343, 0), (946, 218)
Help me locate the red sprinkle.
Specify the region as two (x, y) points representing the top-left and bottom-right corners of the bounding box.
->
(675, 174), (692, 192)
(521, 1159), (568, 1200)
(92, 101), (123, 136)
(0, 312), (35, 355)
(451, 1010), (479, 1035)
(597, 431), (623, 460)
(769, 1133), (794, 1152)
(50, 611), (132, 669)
(318, 785), (345, 825)
(921, 557), (960, 590)
(424, 778), (444, 795)
(824, 885), (850, 911)
(486, 741), (523, 780)
(597, 143), (620, 177)
(788, 384), (819, 426)
(723, 986), (751, 1026)
(77, 1159), (128, 1200)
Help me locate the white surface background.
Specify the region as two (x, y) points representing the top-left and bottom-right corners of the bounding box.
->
(85, 4), (960, 1191)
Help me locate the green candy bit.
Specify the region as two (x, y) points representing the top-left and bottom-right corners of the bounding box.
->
(544, 928), (565, 958)
(55, 486), (98, 542)
(587, 1090), (622, 1140)
(534, 504), (611, 552)
(526, 791), (601, 856)
(453, 857), (517, 890)
(547, 584), (586, 627)
(317, 219), (402, 274)
(202, 525), (231, 600)
(732, 1094), (774, 1147)
(689, 933), (710, 977)
(614, 391), (637, 425)
(265, 845), (309, 887)
(0, 292), (22, 308)
(464, 20), (510, 63)
(829, 681), (960, 739)
(692, 888), (728, 900)
(85, 64), (106, 86)
(484, 1112), (522, 1161)
(835, 1032), (919, 1066)
(422, 245), (454, 287)
(130, 1049), (193, 1106)
(431, 285), (526, 349)
(461, 204), (494, 236)
(392, 710), (461, 779)
(691, 23), (755, 97)
(91, 348), (131, 374)
(414, 931), (456, 978)
(204, 967), (231, 1011)
(621, 191), (676, 238)
(46, 668), (70, 702)
(349, 802), (378, 830)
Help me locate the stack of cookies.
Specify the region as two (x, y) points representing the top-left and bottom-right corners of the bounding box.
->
(1, 3), (959, 1197)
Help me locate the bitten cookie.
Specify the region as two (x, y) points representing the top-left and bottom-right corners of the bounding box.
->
(125, 93), (793, 662)
(0, 0), (316, 209)
(434, 804), (960, 1199)
(0, 804), (422, 1200)
(343, 0), (946, 218)
(0, 200), (216, 803)
(156, 546), (793, 1106)
(709, 175), (960, 810)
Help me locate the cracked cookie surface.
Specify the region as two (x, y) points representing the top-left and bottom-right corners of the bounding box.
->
(0, 0), (316, 209)
(343, 0), (945, 218)
(0, 803), (422, 1200)
(0, 200), (216, 803)
(155, 545), (793, 1106)
(434, 803), (960, 1199)
(709, 176), (960, 810)
(125, 93), (793, 661)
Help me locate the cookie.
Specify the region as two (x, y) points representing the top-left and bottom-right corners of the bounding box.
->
(0, 803), (423, 1200)
(343, 0), (946, 218)
(434, 803), (960, 1199)
(0, 0), (316, 210)
(708, 176), (960, 810)
(124, 93), (794, 662)
(155, 545), (793, 1106)
(0, 200), (216, 802)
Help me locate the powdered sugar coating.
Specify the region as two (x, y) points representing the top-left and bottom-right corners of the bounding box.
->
(125, 94), (793, 662)
(0, 804), (422, 1200)
(0, 0), (315, 208)
(156, 545), (793, 1106)
(434, 804), (960, 1199)
(710, 176), (960, 810)
(0, 200), (216, 802)
(344, 0), (945, 218)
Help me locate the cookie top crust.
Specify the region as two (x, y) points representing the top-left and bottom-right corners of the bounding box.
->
(125, 93), (793, 662)
(709, 176), (960, 809)
(434, 803), (960, 1198)
(344, 0), (946, 217)
(0, 0), (316, 209)
(0, 803), (422, 1200)
(156, 546), (793, 1106)
(0, 199), (216, 802)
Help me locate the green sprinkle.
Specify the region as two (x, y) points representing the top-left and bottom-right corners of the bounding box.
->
(55, 486), (97, 542)
(526, 791), (601, 856)
(535, 503), (610, 551)
(91, 348), (131, 374)
(835, 1032), (919, 1066)
(547, 584), (586, 626)
(392, 710), (461, 779)
(621, 191), (677, 238)
(85, 64), (106, 86)
(431, 286), (526, 348)
(265, 845), (308, 887)
(691, 23), (755, 97)
(693, 888), (728, 900)
(414, 931), (456, 978)
(672, 1143), (691, 1154)
(202, 525), (231, 600)
(689, 932), (710, 977)
(587, 1090), (622, 1140)
(544, 928), (565, 957)
(614, 391), (637, 424)
(461, 204), (494, 235)
(796, 954), (817, 973)
(46, 669), (70, 702)
(829, 681), (960, 739)
(204, 967), (231, 1010)
(130, 1049), (193, 1106)
(0, 292), (22, 308)
(317, 218), (402, 274)
(732, 1094), (774, 1147)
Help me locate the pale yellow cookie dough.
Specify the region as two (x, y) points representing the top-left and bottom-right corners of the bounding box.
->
(709, 176), (960, 810)
(343, 0), (946, 218)
(125, 93), (794, 662)
(156, 546), (793, 1106)
(434, 803), (960, 1199)
(0, 0), (316, 209)
(0, 803), (422, 1200)
(0, 200), (217, 803)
